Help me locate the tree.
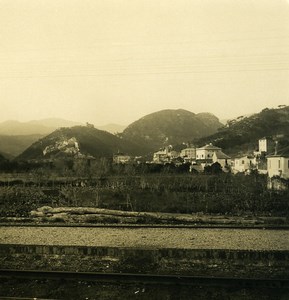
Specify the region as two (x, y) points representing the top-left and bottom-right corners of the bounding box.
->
(204, 162), (222, 174)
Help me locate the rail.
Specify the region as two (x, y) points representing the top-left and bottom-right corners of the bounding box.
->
(0, 269), (288, 288)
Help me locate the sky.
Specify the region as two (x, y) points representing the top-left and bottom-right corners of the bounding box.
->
(1, 0), (289, 125)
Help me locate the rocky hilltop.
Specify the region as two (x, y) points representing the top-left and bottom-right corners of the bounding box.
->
(16, 125), (142, 160)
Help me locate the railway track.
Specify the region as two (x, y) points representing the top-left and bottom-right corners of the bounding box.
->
(0, 269), (288, 288)
(0, 298), (55, 300)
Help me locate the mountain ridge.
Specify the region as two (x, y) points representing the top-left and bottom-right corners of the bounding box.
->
(0, 118), (126, 135)
(16, 125), (142, 161)
(196, 106), (289, 155)
(121, 109), (222, 152)
(0, 119), (82, 135)
(9, 107), (288, 160)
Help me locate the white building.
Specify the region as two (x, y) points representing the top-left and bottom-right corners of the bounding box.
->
(267, 151), (289, 179)
(258, 137), (275, 154)
(113, 153), (132, 164)
(233, 156), (256, 173)
(212, 151), (231, 169)
(153, 146), (172, 163)
(196, 144), (222, 161)
(180, 148), (196, 161)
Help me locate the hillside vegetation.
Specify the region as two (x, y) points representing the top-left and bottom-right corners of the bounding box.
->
(17, 126), (142, 160)
(121, 109), (222, 152)
(197, 106), (289, 155)
(0, 153), (7, 163)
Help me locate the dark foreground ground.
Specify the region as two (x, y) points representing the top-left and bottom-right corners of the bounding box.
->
(1, 277), (289, 300)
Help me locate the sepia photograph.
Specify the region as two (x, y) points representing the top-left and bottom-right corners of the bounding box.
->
(0, 0), (289, 299)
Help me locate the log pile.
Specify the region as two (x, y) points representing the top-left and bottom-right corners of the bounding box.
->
(28, 206), (286, 225)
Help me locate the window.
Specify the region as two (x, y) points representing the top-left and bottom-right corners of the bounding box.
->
(269, 160), (271, 169)
(278, 160), (281, 169)
(288, 160), (289, 169)
(242, 160), (245, 165)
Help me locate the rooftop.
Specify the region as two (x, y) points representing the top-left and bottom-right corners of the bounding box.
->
(259, 136), (273, 141)
(181, 147), (196, 151)
(197, 143), (221, 150)
(214, 151), (231, 159)
(267, 146), (289, 158)
(234, 155), (255, 160)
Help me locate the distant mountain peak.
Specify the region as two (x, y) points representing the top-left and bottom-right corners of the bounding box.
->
(121, 109), (222, 152)
(0, 118), (82, 135)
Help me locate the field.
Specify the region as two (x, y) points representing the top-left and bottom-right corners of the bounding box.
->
(0, 173), (288, 223)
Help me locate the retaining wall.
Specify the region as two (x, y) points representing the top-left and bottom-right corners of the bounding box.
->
(0, 244), (288, 279)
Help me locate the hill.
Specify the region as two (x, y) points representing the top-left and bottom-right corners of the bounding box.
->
(0, 152), (7, 163)
(197, 106), (289, 155)
(121, 109), (222, 152)
(95, 123), (126, 134)
(0, 119), (127, 158)
(0, 118), (82, 135)
(16, 125), (143, 161)
(0, 134), (44, 158)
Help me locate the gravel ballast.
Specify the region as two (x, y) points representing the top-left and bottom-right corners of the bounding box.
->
(0, 227), (289, 250)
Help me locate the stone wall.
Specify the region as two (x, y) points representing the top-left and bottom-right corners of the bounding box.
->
(0, 244), (288, 279)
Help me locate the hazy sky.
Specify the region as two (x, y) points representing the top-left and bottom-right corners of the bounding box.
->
(1, 0), (289, 125)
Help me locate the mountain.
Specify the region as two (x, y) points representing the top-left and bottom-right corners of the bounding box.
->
(0, 134), (44, 158)
(121, 109), (222, 152)
(28, 118), (82, 128)
(0, 118), (82, 135)
(16, 125), (143, 161)
(220, 113), (253, 126)
(219, 119), (228, 125)
(95, 123), (126, 134)
(0, 119), (83, 158)
(197, 106), (289, 155)
(0, 152), (8, 163)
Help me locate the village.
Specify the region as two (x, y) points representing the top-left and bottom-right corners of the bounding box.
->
(113, 136), (289, 188)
